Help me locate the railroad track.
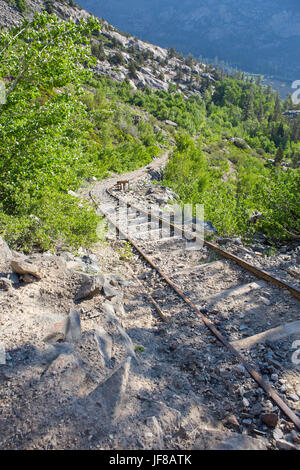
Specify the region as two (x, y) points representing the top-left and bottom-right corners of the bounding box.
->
(89, 184), (300, 434)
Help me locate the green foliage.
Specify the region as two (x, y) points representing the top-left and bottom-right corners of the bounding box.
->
(7, 0), (27, 13)
(117, 241), (133, 260)
(0, 14), (169, 252)
(0, 190), (99, 251)
(44, 0), (54, 14)
(163, 134), (300, 242)
(211, 78), (292, 152)
(91, 40), (106, 61)
(1, 13), (299, 251)
(0, 13), (101, 251)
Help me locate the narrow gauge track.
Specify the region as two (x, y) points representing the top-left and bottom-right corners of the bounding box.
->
(89, 186), (300, 432)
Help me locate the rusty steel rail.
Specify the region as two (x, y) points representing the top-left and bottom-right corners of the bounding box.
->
(90, 189), (300, 431)
(107, 188), (300, 301)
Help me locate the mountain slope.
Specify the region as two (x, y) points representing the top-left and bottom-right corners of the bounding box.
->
(0, 0), (216, 96)
(79, 0), (300, 82)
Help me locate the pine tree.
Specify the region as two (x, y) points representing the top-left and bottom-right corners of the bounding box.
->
(274, 146), (284, 165)
(91, 41), (106, 61)
(273, 93), (282, 121)
(284, 93), (293, 111)
(291, 150), (300, 168)
(291, 115), (300, 141)
(168, 47), (176, 59)
(256, 75), (263, 87)
(185, 53), (195, 67)
(257, 101), (264, 121)
(109, 51), (124, 66)
(128, 60), (137, 79)
(175, 66), (183, 82)
(243, 86), (254, 120)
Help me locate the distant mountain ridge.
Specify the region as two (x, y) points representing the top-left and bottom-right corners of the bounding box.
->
(78, 0), (300, 83)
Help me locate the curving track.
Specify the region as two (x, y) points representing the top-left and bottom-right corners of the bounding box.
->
(89, 174), (300, 434)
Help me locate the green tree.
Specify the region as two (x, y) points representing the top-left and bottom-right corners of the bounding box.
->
(91, 40), (106, 61)
(168, 47), (176, 59)
(109, 51), (125, 66)
(243, 86), (254, 120)
(0, 13), (101, 250)
(291, 116), (300, 142)
(175, 66), (183, 81)
(128, 59), (138, 79)
(274, 146), (284, 165)
(273, 93), (282, 121)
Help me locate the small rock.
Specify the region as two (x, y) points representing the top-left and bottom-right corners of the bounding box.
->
(252, 403), (263, 416)
(68, 190), (79, 198)
(288, 394), (299, 402)
(102, 279), (120, 299)
(75, 273), (105, 300)
(194, 428), (266, 450)
(0, 343), (6, 365)
(276, 439), (299, 451)
(11, 258), (41, 279)
(218, 237), (231, 245)
(230, 137), (250, 150)
(102, 302), (115, 317)
(261, 412), (278, 428)
(94, 327), (112, 367)
(242, 397), (250, 408)
(260, 296), (271, 305)
(0, 236), (12, 264)
(0, 278), (12, 290)
(65, 309), (81, 343)
(21, 273), (38, 283)
(292, 433), (300, 444)
(266, 356), (282, 370)
(239, 324), (248, 331)
(235, 364), (246, 376)
(273, 428), (284, 440)
(242, 419), (252, 426)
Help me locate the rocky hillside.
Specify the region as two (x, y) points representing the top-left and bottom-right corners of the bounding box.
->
(0, 0), (216, 96)
(0, 0), (89, 27)
(79, 0), (300, 83)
